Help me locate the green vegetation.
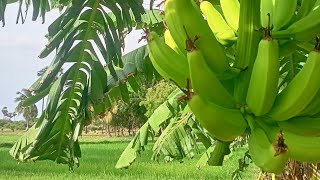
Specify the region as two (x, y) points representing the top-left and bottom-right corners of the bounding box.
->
(0, 119), (26, 132)
(0, 133), (257, 180)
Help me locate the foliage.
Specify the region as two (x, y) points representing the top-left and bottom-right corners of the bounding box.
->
(140, 80), (176, 117)
(0, 1), (319, 179)
(6, 0), (164, 169)
(1, 0), (253, 174)
(111, 100), (147, 132)
(15, 89), (39, 129)
(0, 134), (257, 179)
(1, 107), (17, 120)
(0, 119), (26, 131)
(115, 89), (216, 169)
(1, 107), (8, 118)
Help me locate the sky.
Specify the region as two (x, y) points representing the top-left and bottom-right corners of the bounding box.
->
(0, 3), (145, 119)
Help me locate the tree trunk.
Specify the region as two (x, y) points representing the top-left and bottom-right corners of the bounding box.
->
(132, 127), (136, 136)
(116, 127), (120, 136)
(121, 128), (124, 136)
(107, 123), (112, 137)
(25, 118), (29, 130)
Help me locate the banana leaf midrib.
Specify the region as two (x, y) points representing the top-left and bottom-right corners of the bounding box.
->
(55, 0), (101, 161)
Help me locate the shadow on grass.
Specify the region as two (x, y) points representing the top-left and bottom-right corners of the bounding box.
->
(0, 140), (132, 147)
(0, 143), (14, 148)
(79, 140), (132, 145)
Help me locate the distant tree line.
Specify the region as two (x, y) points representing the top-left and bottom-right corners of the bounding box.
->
(85, 80), (175, 136)
(1, 79), (174, 136)
(0, 119), (28, 131)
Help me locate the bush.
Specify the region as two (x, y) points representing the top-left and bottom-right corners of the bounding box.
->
(0, 119), (26, 131)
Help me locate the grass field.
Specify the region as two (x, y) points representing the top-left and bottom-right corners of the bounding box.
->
(0, 132), (258, 180)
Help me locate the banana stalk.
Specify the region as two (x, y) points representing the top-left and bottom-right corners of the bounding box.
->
(233, 0), (261, 103)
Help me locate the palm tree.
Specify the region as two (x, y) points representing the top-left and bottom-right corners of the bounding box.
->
(1, 107), (8, 119)
(15, 89), (38, 130)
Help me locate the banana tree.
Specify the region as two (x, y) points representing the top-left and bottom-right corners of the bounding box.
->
(15, 89), (39, 130)
(1, 0), (164, 169)
(1, 0), (320, 179)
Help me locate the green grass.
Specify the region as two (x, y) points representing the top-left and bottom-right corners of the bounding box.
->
(0, 133), (258, 180)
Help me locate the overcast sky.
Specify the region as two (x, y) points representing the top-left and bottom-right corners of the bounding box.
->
(0, 4), (145, 119)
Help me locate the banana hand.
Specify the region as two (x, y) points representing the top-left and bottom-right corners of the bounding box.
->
(147, 31), (189, 88)
(187, 39), (236, 108)
(188, 95), (247, 142)
(268, 45), (320, 121)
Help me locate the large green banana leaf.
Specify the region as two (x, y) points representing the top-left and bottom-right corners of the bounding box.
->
(115, 89), (220, 169)
(7, 0), (164, 170)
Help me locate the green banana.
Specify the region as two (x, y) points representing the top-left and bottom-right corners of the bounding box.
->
(260, 0), (274, 27)
(268, 45), (320, 121)
(188, 94), (247, 142)
(163, 0), (186, 54)
(273, 0), (297, 30)
(278, 116), (320, 137)
(246, 29), (279, 116)
(258, 120), (320, 163)
(187, 41), (236, 108)
(273, 0), (320, 41)
(164, 0), (230, 74)
(295, 0), (317, 20)
(284, 130), (320, 163)
(247, 116), (288, 174)
(164, 29), (186, 57)
(147, 31), (189, 88)
(219, 0), (240, 32)
(200, 0), (237, 46)
(90, 68), (106, 115)
(299, 89), (320, 116)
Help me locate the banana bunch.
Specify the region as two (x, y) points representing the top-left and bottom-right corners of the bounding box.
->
(146, 0), (320, 173)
